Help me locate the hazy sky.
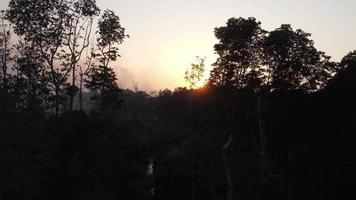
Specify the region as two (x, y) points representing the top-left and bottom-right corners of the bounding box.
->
(1, 0), (356, 91)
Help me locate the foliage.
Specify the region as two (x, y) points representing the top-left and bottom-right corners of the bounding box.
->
(85, 65), (122, 110)
(13, 40), (51, 113)
(84, 9), (128, 110)
(263, 24), (336, 91)
(97, 9), (128, 66)
(209, 18), (337, 93)
(185, 56), (206, 89)
(209, 17), (266, 89)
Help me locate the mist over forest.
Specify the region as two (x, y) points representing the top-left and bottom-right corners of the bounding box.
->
(1, 0), (356, 200)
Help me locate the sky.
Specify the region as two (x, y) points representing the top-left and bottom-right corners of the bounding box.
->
(1, 0), (356, 91)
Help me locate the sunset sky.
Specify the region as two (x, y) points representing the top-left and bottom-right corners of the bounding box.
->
(1, 0), (356, 91)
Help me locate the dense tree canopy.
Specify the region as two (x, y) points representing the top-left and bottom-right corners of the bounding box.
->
(210, 17), (266, 89)
(209, 18), (337, 93)
(263, 24), (335, 91)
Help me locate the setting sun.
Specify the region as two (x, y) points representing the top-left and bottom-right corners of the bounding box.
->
(151, 33), (215, 90)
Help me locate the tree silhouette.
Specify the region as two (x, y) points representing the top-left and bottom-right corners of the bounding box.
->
(185, 56), (206, 89)
(209, 17), (266, 89)
(63, 0), (99, 112)
(85, 64), (122, 109)
(263, 24), (336, 92)
(13, 40), (50, 114)
(85, 9), (128, 110)
(7, 0), (72, 115)
(326, 50), (356, 94)
(96, 9), (127, 68)
(340, 51), (356, 72)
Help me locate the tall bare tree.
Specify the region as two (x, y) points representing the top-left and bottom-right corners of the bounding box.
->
(64, 0), (99, 111)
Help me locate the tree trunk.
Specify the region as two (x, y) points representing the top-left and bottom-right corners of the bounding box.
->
(209, 144), (215, 200)
(287, 150), (293, 200)
(1, 35), (8, 112)
(69, 61), (76, 112)
(1, 73), (7, 112)
(79, 74), (84, 111)
(191, 158), (195, 200)
(55, 86), (60, 116)
(222, 134), (234, 200)
(288, 180), (293, 200)
(258, 95), (266, 189)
